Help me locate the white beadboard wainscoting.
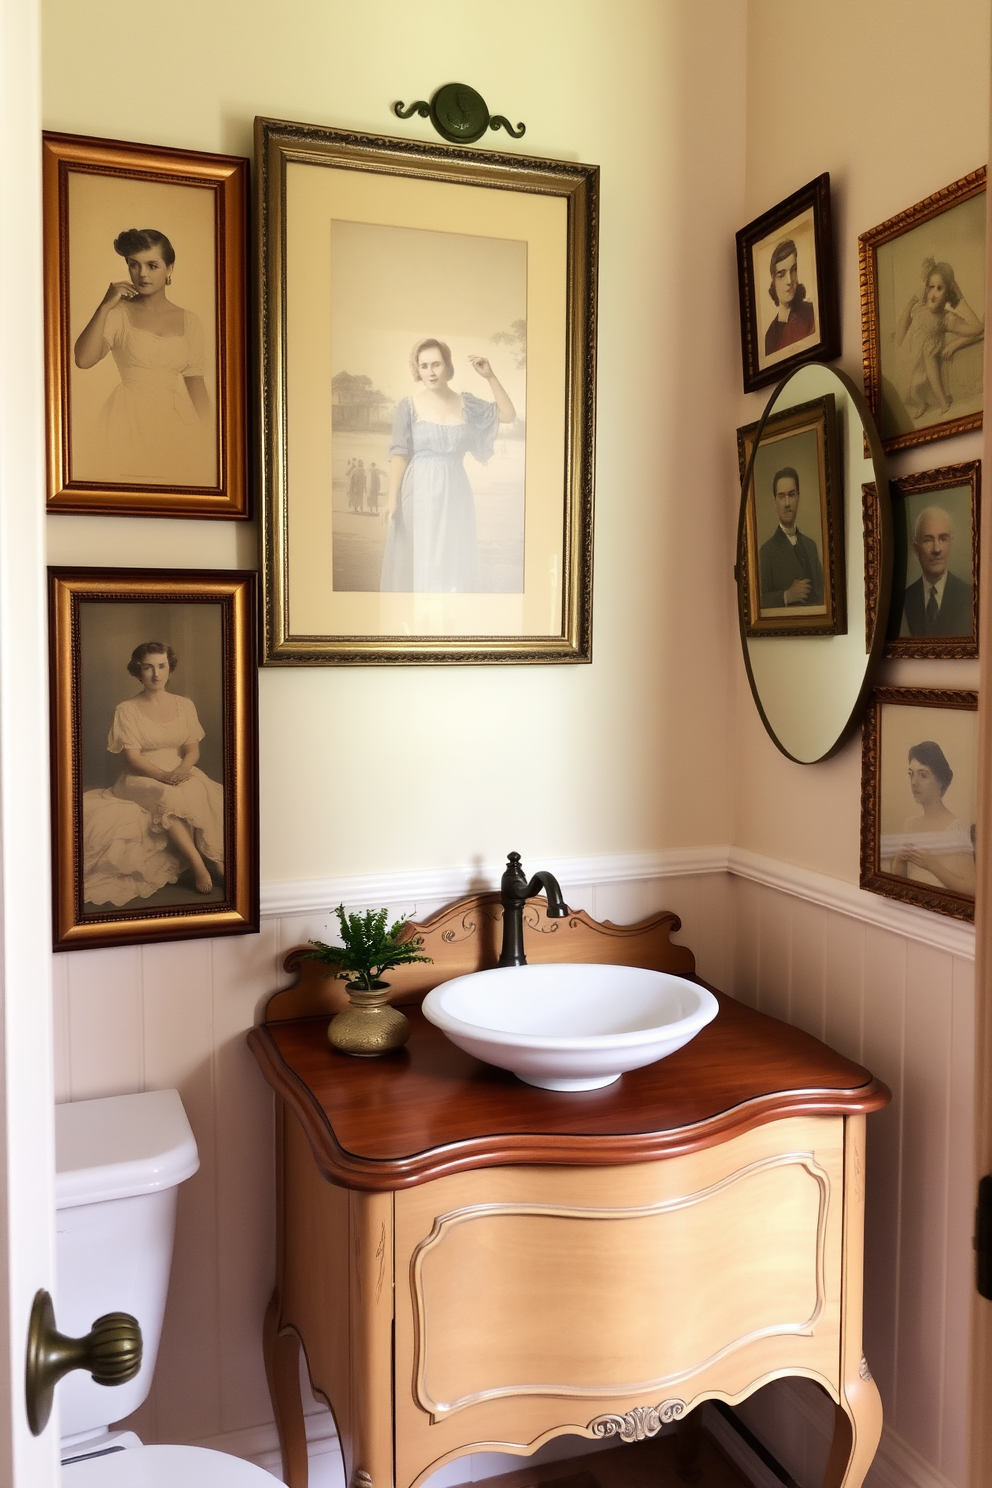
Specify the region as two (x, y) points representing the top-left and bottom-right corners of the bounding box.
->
(51, 849), (974, 1487)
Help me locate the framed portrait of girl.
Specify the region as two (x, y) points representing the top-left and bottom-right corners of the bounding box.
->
(49, 568), (258, 950)
(860, 168), (986, 454)
(43, 133), (249, 518)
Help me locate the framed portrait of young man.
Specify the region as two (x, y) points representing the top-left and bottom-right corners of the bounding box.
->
(861, 687), (978, 921)
(43, 133), (249, 518)
(859, 168), (986, 454)
(256, 118), (598, 665)
(49, 569), (258, 951)
(736, 174), (840, 394)
(737, 394), (846, 637)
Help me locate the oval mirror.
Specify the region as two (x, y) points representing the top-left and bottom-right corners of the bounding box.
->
(737, 362), (891, 763)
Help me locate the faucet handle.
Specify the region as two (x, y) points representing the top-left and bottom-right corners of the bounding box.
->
(501, 851), (527, 895)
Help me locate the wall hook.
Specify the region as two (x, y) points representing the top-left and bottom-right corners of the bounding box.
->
(393, 83), (525, 146)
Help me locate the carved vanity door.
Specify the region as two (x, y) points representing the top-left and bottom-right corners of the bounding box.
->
(392, 1115), (846, 1488)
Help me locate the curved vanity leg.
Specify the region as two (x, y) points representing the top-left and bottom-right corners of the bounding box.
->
(821, 1361), (883, 1488)
(264, 1291), (310, 1488)
(825, 1114), (883, 1487)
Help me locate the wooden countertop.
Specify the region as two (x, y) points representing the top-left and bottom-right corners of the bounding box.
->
(247, 991), (890, 1191)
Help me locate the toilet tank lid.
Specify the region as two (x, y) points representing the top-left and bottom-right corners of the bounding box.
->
(55, 1090), (200, 1209)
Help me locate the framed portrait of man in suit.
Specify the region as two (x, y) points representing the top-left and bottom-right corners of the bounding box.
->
(883, 461), (980, 659)
(737, 394), (846, 637)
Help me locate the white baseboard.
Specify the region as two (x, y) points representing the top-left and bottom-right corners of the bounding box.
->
(193, 1406), (339, 1465)
(260, 843), (974, 960)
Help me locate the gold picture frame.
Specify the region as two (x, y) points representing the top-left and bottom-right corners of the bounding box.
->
(859, 168), (986, 455)
(884, 460), (980, 658)
(49, 568), (258, 951)
(256, 117), (598, 664)
(737, 394), (846, 637)
(43, 132), (249, 518)
(861, 686), (978, 922)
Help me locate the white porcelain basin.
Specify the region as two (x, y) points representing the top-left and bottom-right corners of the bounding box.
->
(421, 963), (719, 1092)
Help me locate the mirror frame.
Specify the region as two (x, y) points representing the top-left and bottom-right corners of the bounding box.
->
(736, 363), (892, 764)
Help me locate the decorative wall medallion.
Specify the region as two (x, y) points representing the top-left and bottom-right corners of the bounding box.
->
(588, 1399), (686, 1442)
(393, 83), (525, 144)
(859, 1355), (873, 1382)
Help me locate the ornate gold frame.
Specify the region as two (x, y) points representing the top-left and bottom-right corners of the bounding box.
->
(883, 460), (980, 659)
(43, 132), (249, 518)
(859, 168), (986, 455)
(49, 568), (258, 951)
(860, 686), (978, 922)
(256, 117), (598, 665)
(737, 394), (846, 637)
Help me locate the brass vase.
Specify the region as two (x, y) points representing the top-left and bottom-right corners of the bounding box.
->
(327, 980), (410, 1057)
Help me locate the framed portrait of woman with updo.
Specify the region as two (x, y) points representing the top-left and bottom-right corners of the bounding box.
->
(861, 686), (978, 922)
(43, 133), (249, 518)
(49, 568), (258, 951)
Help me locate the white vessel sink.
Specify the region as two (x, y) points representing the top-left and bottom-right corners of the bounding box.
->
(421, 963), (719, 1092)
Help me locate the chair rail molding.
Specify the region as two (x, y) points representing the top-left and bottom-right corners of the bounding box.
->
(259, 844), (975, 961)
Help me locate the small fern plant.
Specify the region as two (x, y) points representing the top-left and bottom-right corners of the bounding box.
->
(303, 905), (432, 992)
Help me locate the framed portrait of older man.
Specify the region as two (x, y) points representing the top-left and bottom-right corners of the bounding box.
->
(736, 174), (840, 393)
(861, 687), (977, 921)
(883, 461), (980, 658)
(737, 394), (846, 637)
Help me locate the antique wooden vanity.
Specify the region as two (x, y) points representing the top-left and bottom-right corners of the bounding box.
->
(247, 894), (889, 1488)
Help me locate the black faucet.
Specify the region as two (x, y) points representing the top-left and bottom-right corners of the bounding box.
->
(497, 851), (570, 967)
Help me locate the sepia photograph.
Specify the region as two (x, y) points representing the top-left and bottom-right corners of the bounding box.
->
(736, 174), (839, 393)
(886, 461), (979, 657)
(257, 117), (598, 665)
(738, 394), (846, 636)
(860, 168), (986, 453)
(328, 220), (526, 596)
(861, 687), (977, 921)
(43, 133), (249, 518)
(49, 569), (258, 951)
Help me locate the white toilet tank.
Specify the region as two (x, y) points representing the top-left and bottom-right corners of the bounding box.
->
(55, 1090), (199, 1442)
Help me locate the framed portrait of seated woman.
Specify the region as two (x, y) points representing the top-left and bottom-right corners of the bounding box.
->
(859, 168), (986, 454)
(861, 686), (978, 922)
(48, 569), (258, 951)
(255, 117), (598, 664)
(42, 133), (249, 518)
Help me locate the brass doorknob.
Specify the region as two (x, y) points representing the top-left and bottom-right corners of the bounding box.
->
(25, 1288), (142, 1436)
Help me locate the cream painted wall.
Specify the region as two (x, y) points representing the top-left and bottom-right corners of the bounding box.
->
(44, 0), (746, 884)
(735, 0), (990, 883)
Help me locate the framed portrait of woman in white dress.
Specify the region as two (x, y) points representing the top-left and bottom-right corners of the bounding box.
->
(49, 568), (258, 951)
(43, 133), (249, 518)
(256, 117), (597, 664)
(861, 686), (978, 922)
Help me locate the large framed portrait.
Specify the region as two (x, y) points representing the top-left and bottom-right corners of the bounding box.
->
(737, 394), (846, 636)
(43, 132), (249, 518)
(735, 174), (840, 394)
(256, 118), (598, 664)
(884, 461), (980, 658)
(49, 569), (258, 951)
(859, 168), (986, 454)
(861, 687), (977, 922)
